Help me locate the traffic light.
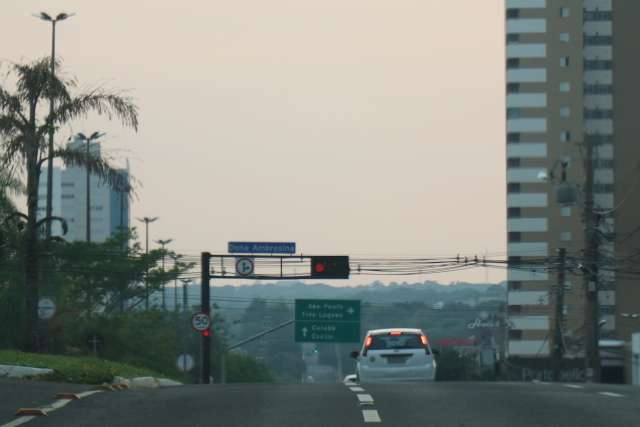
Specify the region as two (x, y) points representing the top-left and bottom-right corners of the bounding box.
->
(201, 329), (210, 337)
(310, 256), (350, 279)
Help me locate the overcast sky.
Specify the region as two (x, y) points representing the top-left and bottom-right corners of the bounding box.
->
(3, 0), (506, 285)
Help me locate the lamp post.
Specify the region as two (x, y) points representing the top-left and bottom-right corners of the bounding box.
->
(137, 216), (158, 309)
(76, 132), (104, 242)
(155, 238), (173, 309)
(33, 11), (75, 239)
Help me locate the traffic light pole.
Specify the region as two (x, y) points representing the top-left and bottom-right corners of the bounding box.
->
(201, 252), (211, 384)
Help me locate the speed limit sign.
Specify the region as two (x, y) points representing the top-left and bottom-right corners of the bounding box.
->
(191, 312), (211, 332)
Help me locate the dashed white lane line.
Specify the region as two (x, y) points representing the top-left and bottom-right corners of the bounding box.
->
(357, 394), (374, 404)
(362, 409), (382, 423)
(349, 387), (365, 392)
(599, 392), (624, 398)
(563, 384), (584, 389)
(532, 380), (551, 385)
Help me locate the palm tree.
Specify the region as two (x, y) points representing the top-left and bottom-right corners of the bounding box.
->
(0, 57), (138, 352)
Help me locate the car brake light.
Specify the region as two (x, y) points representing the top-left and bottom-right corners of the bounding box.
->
(420, 334), (428, 346)
(365, 336), (373, 348)
(389, 331), (402, 336)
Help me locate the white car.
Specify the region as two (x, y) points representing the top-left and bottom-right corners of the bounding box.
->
(351, 328), (437, 383)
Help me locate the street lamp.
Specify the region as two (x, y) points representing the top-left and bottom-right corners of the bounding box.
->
(76, 132), (105, 242)
(33, 11), (75, 239)
(155, 238), (173, 309)
(137, 216), (158, 309)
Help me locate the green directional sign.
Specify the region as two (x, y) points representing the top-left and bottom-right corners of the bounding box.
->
(294, 299), (361, 343)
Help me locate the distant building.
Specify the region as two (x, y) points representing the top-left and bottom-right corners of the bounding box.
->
(37, 136), (130, 242)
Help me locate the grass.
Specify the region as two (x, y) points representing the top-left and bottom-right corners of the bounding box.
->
(0, 350), (167, 384)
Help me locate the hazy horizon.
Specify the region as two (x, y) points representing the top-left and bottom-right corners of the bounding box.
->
(3, 0), (506, 285)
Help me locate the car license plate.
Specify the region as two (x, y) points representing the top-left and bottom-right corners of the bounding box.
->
(387, 356), (407, 364)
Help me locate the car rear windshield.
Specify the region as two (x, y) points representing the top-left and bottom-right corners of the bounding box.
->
(368, 333), (427, 351)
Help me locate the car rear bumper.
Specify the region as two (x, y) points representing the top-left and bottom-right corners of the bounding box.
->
(358, 364), (436, 383)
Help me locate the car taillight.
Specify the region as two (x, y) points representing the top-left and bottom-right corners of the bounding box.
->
(420, 334), (428, 346)
(365, 336), (373, 348)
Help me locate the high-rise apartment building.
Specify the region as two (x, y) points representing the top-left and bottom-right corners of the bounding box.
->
(37, 137), (130, 243)
(505, 0), (640, 383)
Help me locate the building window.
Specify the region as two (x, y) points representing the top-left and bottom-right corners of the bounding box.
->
(560, 106), (571, 118)
(508, 208), (522, 218)
(507, 9), (520, 19)
(509, 330), (523, 340)
(560, 56), (570, 68)
(507, 158), (521, 168)
(507, 83), (520, 93)
(508, 232), (522, 243)
(560, 131), (571, 142)
(508, 305), (523, 315)
(507, 58), (521, 69)
(584, 84), (613, 94)
(560, 7), (570, 18)
(508, 183), (521, 193)
(584, 60), (613, 70)
(61, 182), (75, 187)
(560, 231), (572, 241)
(61, 194), (75, 199)
(561, 207), (571, 217)
(560, 82), (571, 92)
(507, 108), (521, 119)
(507, 34), (520, 44)
(507, 133), (521, 143)
(584, 35), (613, 46)
(584, 109), (614, 119)
(584, 10), (613, 21)
(509, 281), (522, 291)
(560, 32), (570, 43)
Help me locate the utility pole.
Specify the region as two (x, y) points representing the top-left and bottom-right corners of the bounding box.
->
(552, 248), (566, 382)
(155, 238), (172, 309)
(137, 216), (158, 309)
(583, 138), (601, 383)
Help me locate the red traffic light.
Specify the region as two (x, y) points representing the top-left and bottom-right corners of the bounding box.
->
(314, 262), (326, 273)
(201, 329), (210, 337)
(310, 256), (350, 279)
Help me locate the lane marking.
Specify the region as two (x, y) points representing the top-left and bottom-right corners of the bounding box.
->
(1, 416), (37, 427)
(1, 391), (103, 427)
(362, 409), (382, 423)
(357, 394), (374, 404)
(532, 380), (550, 385)
(349, 387), (365, 392)
(76, 390), (103, 399)
(599, 392), (624, 398)
(563, 384), (584, 389)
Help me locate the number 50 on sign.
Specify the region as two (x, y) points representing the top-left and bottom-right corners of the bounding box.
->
(191, 313), (211, 332)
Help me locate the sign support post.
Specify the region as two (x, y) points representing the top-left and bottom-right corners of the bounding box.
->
(201, 252), (211, 384)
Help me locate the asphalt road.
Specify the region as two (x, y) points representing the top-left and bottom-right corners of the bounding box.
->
(2, 379), (639, 426)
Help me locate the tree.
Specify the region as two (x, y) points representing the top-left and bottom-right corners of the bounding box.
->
(0, 57), (138, 351)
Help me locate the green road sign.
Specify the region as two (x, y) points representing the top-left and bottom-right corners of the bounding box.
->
(294, 299), (361, 343)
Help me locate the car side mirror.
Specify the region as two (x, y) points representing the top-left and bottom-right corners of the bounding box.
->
(350, 350), (359, 359)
